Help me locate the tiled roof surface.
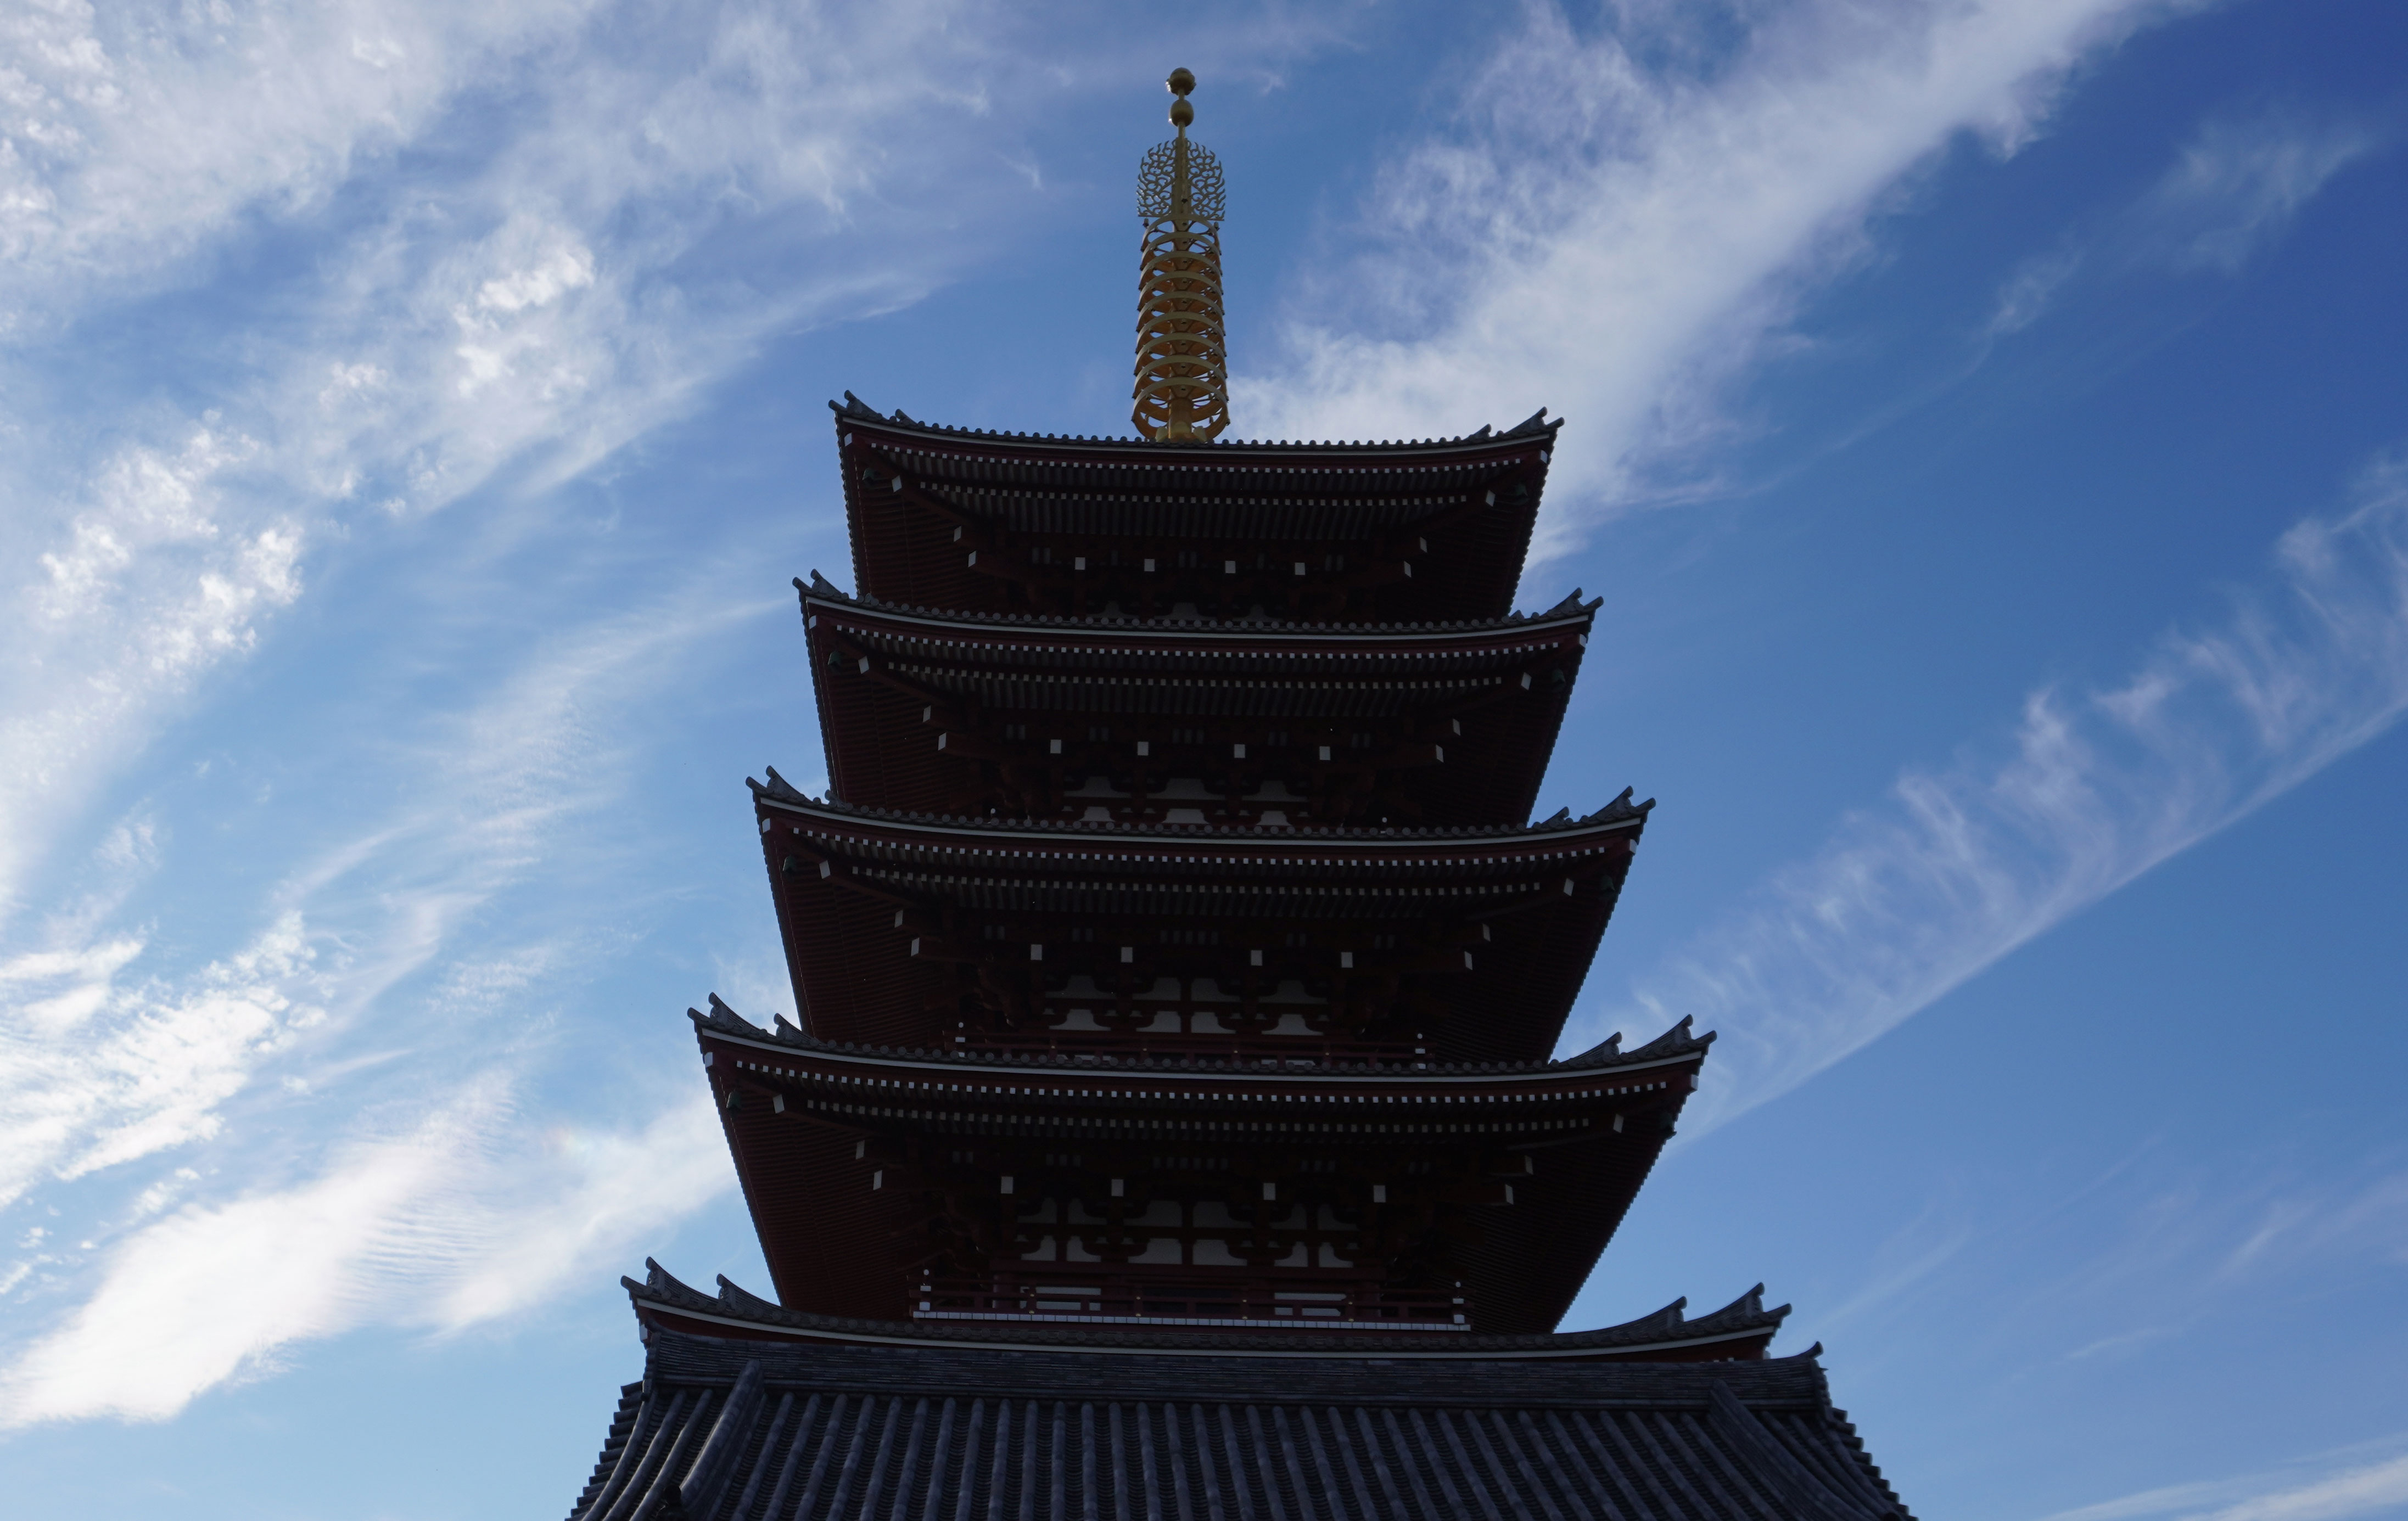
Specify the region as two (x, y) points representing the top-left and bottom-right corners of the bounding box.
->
(567, 1312), (1911, 1520)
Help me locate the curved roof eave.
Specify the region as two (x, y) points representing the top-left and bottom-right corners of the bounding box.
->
(796, 577), (1602, 642)
(691, 995), (1712, 1083)
(748, 774), (1654, 848)
(625, 1258), (1785, 1363)
(832, 393), (1566, 459)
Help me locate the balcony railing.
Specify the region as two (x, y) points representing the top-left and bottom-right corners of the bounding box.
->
(911, 1273), (1468, 1331)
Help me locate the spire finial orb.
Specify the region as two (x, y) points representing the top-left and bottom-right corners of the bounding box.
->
(1168, 68), (1195, 129)
(1167, 67), (1195, 97)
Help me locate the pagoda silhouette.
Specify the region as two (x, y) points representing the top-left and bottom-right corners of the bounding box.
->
(564, 71), (1911, 1521)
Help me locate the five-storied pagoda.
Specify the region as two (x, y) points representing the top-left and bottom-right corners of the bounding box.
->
(564, 72), (1911, 1520)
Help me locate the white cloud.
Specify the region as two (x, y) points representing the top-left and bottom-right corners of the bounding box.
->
(1241, 0), (2198, 558)
(0, 0), (595, 307)
(1591, 450), (2408, 1135)
(2037, 1443), (2408, 1521)
(2185, 1457), (2408, 1521)
(0, 914), (320, 1210)
(0, 1088), (481, 1426)
(0, 0), (1188, 926)
(2213, 1169), (2408, 1284)
(0, 570), (757, 1415)
(0, 564), (773, 1423)
(0, 428), (301, 912)
(425, 1092), (732, 1331)
(474, 244), (596, 316)
(0, 1076), (727, 1428)
(0, 1), (1384, 985)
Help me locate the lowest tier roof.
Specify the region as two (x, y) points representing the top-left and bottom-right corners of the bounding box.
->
(565, 1300), (1913, 1521)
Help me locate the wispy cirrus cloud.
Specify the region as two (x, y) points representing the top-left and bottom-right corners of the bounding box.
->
(0, 0), (1354, 930)
(1591, 447), (2408, 1134)
(1243, 0), (2199, 555)
(0, 1), (994, 903)
(1985, 245), (2086, 338)
(0, 0), (595, 308)
(0, 1076), (727, 1428)
(0, 426), (302, 914)
(2038, 1440), (2408, 1521)
(2141, 106), (2384, 275)
(1983, 102), (2384, 336)
(0, 2), (1377, 1436)
(0, 568), (772, 1423)
(1786, 1131), (2408, 1373)
(0, 912), (320, 1211)
(0, 554), (763, 1197)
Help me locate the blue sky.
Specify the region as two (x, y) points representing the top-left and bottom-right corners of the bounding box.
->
(1, 1), (2404, 1516)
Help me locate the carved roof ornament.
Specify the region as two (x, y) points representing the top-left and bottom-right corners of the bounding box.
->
(1133, 68), (1231, 443)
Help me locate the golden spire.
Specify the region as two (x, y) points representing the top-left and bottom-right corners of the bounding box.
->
(1133, 68), (1230, 442)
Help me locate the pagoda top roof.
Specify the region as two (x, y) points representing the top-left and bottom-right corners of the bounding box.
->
(626, 1258), (1782, 1363)
(833, 391), (1565, 460)
(751, 767), (1653, 844)
(693, 993), (1710, 1080)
